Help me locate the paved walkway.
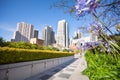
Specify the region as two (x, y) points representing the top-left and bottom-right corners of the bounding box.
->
(26, 53), (89, 80)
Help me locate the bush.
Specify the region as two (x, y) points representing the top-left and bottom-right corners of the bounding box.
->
(8, 42), (37, 49)
(0, 37), (6, 47)
(63, 49), (69, 52)
(0, 47), (74, 64)
(83, 50), (120, 80)
(6, 42), (60, 51)
(0, 37), (60, 51)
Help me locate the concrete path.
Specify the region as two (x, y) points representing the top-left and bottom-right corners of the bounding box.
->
(26, 53), (89, 80)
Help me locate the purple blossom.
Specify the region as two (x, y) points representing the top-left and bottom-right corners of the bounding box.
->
(93, 22), (102, 30)
(75, 0), (100, 17)
(89, 22), (102, 35)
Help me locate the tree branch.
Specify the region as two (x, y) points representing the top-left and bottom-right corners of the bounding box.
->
(100, 1), (120, 7)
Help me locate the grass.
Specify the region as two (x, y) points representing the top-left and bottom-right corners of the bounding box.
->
(0, 47), (74, 64)
(83, 50), (120, 80)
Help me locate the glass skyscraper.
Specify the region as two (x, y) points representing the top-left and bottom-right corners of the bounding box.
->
(33, 30), (39, 38)
(57, 20), (69, 48)
(42, 25), (55, 46)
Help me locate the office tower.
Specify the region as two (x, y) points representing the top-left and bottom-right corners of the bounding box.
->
(57, 20), (69, 48)
(42, 25), (55, 46)
(12, 22), (34, 42)
(77, 29), (82, 39)
(74, 29), (82, 39)
(33, 30), (39, 38)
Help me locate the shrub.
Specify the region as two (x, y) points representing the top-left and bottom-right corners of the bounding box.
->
(63, 49), (69, 52)
(0, 47), (74, 64)
(8, 42), (37, 49)
(6, 42), (59, 51)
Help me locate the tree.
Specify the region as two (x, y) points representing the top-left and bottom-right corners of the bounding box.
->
(53, 0), (120, 34)
(0, 37), (5, 47)
(53, 0), (120, 54)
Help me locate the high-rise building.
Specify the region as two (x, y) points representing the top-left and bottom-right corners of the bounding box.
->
(33, 30), (39, 38)
(74, 29), (82, 39)
(56, 20), (69, 48)
(42, 25), (55, 46)
(12, 22), (34, 42)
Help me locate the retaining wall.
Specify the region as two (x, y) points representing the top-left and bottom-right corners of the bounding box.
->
(0, 56), (74, 80)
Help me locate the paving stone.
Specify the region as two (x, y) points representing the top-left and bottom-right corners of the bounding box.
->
(66, 68), (75, 72)
(27, 52), (89, 80)
(69, 66), (77, 68)
(58, 73), (71, 79)
(73, 63), (79, 65)
(48, 76), (56, 80)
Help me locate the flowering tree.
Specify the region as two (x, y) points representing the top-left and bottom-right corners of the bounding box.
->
(75, 0), (100, 17)
(75, 0), (120, 34)
(53, 0), (120, 54)
(53, 1), (120, 79)
(75, 0), (120, 53)
(53, 0), (120, 33)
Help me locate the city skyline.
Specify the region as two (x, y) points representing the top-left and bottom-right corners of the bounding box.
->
(0, 0), (94, 41)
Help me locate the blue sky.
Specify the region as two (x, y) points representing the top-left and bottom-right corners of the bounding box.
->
(0, 0), (94, 41)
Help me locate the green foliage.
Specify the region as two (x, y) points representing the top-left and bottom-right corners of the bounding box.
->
(0, 37), (11, 47)
(0, 37), (6, 47)
(0, 37), (59, 51)
(0, 47), (74, 64)
(83, 50), (120, 80)
(73, 50), (81, 53)
(8, 42), (37, 49)
(63, 49), (69, 52)
(110, 35), (120, 46)
(6, 42), (59, 51)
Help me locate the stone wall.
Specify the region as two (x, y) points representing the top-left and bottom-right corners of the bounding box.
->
(0, 56), (73, 80)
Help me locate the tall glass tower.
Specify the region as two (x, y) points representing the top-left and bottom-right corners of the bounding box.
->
(57, 20), (69, 48)
(42, 25), (55, 46)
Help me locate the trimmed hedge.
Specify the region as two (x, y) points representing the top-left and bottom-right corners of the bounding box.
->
(0, 47), (74, 64)
(83, 50), (120, 80)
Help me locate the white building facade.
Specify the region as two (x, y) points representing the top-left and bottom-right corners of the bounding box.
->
(56, 20), (69, 48)
(12, 22), (34, 42)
